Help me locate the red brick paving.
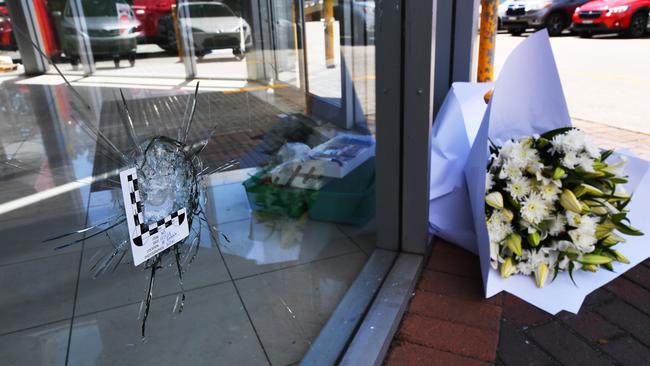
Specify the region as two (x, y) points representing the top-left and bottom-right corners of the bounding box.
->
(386, 120), (650, 366)
(386, 240), (502, 366)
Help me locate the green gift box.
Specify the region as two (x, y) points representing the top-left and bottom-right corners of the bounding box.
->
(243, 171), (318, 218)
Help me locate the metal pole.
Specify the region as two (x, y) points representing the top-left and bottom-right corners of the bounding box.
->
(324, 0), (335, 68)
(477, 0), (497, 82)
(171, 4), (183, 61)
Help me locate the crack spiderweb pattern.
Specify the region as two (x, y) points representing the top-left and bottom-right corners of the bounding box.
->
(21, 37), (230, 339)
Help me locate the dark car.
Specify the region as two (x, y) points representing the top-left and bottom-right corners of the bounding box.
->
(502, 0), (590, 36)
(572, 0), (650, 37)
(60, 0), (142, 68)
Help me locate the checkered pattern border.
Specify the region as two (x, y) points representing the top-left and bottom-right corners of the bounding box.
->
(125, 173), (186, 247)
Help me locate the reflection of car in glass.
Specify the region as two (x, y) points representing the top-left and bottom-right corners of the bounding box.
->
(502, 0), (589, 36)
(158, 1), (251, 60)
(130, 0), (175, 44)
(572, 0), (650, 37)
(498, 0), (516, 29)
(61, 0), (142, 68)
(0, 0), (16, 50)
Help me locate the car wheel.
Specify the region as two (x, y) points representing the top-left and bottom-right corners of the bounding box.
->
(156, 17), (179, 54)
(128, 53), (136, 67)
(233, 47), (245, 61)
(69, 56), (81, 70)
(509, 28), (524, 36)
(546, 12), (566, 36)
(627, 12), (648, 38)
(113, 56), (120, 68)
(579, 31), (593, 38)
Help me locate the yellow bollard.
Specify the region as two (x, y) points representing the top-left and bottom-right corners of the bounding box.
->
(171, 4), (183, 61)
(477, 0), (498, 82)
(324, 0), (335, 69)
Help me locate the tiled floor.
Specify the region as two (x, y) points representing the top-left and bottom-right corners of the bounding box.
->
(0, 80), (376, 365)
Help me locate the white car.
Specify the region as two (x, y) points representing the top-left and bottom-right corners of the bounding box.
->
(176, 1), (252, 60)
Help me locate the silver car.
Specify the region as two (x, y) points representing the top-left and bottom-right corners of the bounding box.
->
(60, 0), (141, 67)
(177, 2), (252, 60)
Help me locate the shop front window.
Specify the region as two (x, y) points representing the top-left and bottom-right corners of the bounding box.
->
(0, 0), (379, 364)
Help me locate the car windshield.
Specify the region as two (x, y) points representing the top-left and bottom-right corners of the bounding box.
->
(180, 3), (235, 18)
(65, 0), (129, 17)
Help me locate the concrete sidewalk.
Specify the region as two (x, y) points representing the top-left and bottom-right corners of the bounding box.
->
(386, 120), (650, 366)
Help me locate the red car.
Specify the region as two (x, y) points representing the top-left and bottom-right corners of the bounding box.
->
(0, 0), (16, 50)
(130, 0), (175, 45)
(572, 0), (650, 37)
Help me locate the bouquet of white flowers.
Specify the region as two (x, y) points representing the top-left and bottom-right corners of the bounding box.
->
(485, 127), (643, 288)
(430, 30), (650, 313)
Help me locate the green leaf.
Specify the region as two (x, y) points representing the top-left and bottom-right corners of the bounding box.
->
(600, 149), (614, 161)
(568, 261), (577, 286)
(616, 222), (644, 236)
(540, 127), (575, 140)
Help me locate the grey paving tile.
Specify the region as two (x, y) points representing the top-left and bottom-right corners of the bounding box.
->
(0, 320), (69, 366)
(236, 251), (368, 366)
(497, 321), (557, 366)
(217, 215), (361, 279)
(67, 282), (269, 366)
(75, 223), (230, 316)
(601, 336), (650, 366)
(596, 300), (650, 347)
(0, 252), (79, 334)
(527, 322), (613, 366)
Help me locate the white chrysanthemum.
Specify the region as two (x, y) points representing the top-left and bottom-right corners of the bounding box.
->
(562, 129), (587, 153)
(499, 140), (516, 161)
(566, 211), (581, 227)
(548, 214), (567, 236)
(517, 249), (555, 276)
(527, 160), (545, 176)
(510, 142), (538, 168)
(578, 215), (599, 236)
(485, 172), (495, 193)
(499, 159), (524, 180)
(539, 182), (561, 202)
(577, 154), (595, 172)
(487, 213), (513, 244)
(550, 134), (565, 155)
(563, 151), (579, 169)
(584, 139), (600, 158)
(517, 250), (534, 275)
(507, 176), (531, 200)
(521, 193), (549, 225)
(569, 229), (597, 253)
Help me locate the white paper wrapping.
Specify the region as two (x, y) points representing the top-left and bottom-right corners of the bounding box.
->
(430, 30), (650, 314)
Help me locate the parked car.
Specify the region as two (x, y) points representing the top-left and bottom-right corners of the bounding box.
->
(158, 1), (251, 59)
(498, 0), (516, 29)
(0, 0), (16, 51)
(130, 0), (175, 44)
(60, 0), (142, 68)
(502, 0), (590, 36)
(572, 0), (650, 37)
